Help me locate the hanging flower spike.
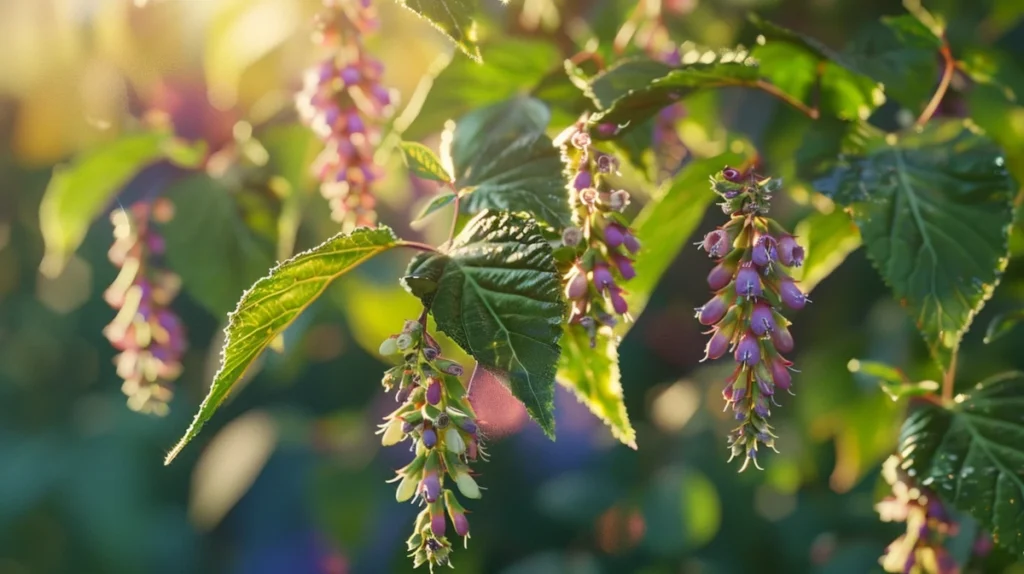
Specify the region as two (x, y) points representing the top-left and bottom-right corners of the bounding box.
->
(377, 319), (484, 571)
(695, 167), (807, 471)
(557, 120), (642, 346)
(296, 0), (396, 231)
(876, 455), (964, 574)
(103, 200), (187, 416)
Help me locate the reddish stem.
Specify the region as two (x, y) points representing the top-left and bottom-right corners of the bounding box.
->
(915, 39), (954, 128)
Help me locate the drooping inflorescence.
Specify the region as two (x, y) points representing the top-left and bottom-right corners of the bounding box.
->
(696, 167), (807, 470)
(103, 200), (187, 416)
(296, 0), (395, 230)
(555, 120), (641, 346)
(378, 319), (483, 571)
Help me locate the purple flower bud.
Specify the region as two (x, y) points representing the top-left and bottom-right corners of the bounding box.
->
(596, 123), (617, 138)
(402, 420), (415, 433)
(592, 265), (614, 291)
(756, 373), (774, 396)
(573, 170), (592, 191)
(426, 379), (442, 405)
(735, 331), (761, 366)
(777, 235), (804, 267)
(565, 270), (588, 300)
(623, 232), (641, 254)
(459, 418), (477, 434)
(751, 236), (778, 268)
(779, 279), (807, 310)
(596, 154), (619, 173)
(707, 262), (734, 290)
(753, 399), (770, 418)
(771, 358), (792, 391)
(340, 66), (361, 85)
(604, 224), (625, 248)
(421, 472), (441, 503)
(750, 301), (775, 336)
(452, 512), (470, 537)
(612, 254), (635, 280)
(704, 329), (729, 360)
(731, 384), (746, 404)
(735, 265), (762, 298)
(609, 288), (629, 314)
(431, 511), (446, 537)
(422, 428), (437, 448)
(701, 229), (730, 258)
(698, 294), (728, 325)
(722, 167), (742, 182)
(396, 385), (412, 403)
(372, 85), (391, 106)
(771, 324), (794, 353)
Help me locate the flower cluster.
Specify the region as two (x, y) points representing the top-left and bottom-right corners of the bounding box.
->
(378, 320), (483, 571)
(876, 455), (960, 574)
(103, 200), (187, 416)
(695, 167), (807, 470)
(555, 120), (641, 345)
(296, 0), (395, 230)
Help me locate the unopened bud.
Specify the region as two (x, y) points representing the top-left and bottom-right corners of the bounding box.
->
(771, 323), (794, 353)
(445, 427), (466, 454)
(779, 279), (807, 310)
(573, 170), (592, 191)
(735, 331), (761, 366)
(705, 328), (730, 360)
(422, 428), (437, 449)
(611, 253), (635, 280)
(592, 265), (614, 291)
(396, 474), (418, 502)
(604, 224), (625, 248)
(701, 229), (730, 258)
(722, 167), (742, 182)
(565, 269), (589, 300)
(421, 471), (441, 503)
(707, 261), (735, 290)
(777, 235), (805, 267)
(735, 265), (762, 298)
(771, 358), (793, 391)
(609, 287), (629, 314)
(698, 293), (729, 325)
(396, 333), (414, 351)
(623, 232), (641, 254)
(596, 153), (619, 174)
(436, 359), (463, 376)
(750, 301), (775, 336)
(379, 337), (399, 356)
(426, 379), (442, 405)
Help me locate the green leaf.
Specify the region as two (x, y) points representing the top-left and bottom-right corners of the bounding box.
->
(450, 98), (570, 228)
(626, 150), (752, 320)
(403, 211), (565, 436)
(394, 0), (481, 63)
(557, 325), (635, 448)
(984, 309), (1024, 344)
(843, 15), (943, 110)
(164, 227), (400, 464)
(816, 122), (1015, 371)
(160, 174), (276, 316)
(848, 358), (938, 401)
(260, 124), (320, 260)
(414, 192), (458, 224)
(38, 131), (203, 277)
(748, 14), (863, 73)
(588, 52), (759, 136)
(400, 141), (454, 183)
(404, 39), (562, 140)
(898, 372), (1024, 557)
(791, 209), (862, 293)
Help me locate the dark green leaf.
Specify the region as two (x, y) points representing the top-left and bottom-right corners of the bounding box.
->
(792, 209), (862, 293)
(38, 131), (203, 277)
(984, 309), (1024, 344)
(588, 51), (759, 136)
(748, 14), (863, 73)
(165, 227), (400, 464)
(160, 174), (276, 316)
(404, 39), (560, 139)
(627, 150), (752, 319)
(557, 325), (635, 448)
(400, 141), (453, 183)
(450, 98), (569, 228)
(415, 192), (458, 224)
(816, 122), (1015, 371)
(898, 372), (1024, 556)
(394, 0), (481, 62)
(843, 15), (943, 110)
(403, 211), (565, 436)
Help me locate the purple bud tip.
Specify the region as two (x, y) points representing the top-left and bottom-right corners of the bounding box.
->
(444, 363), (463, 376)
(735, 331), (761, 366)
(752, 236), (777, 268)
(623, 233), (641, 254)
(698, 294), (728, 325)
(453, 512), (470, 537)
(750, 301), (775, 336)
(460, 419), (478, 434)
(573, 170), (592, 191)
(777, 235), (804, 267)
(402, 421), (415, 433)
(422, 473), (441, 502)
(340, 66), (361, 85)
(731, 384), (747, 404)
(596, 123), (617, 138)
(431, 512), (446, 537)
(771, 326), (794, 353)
(753, 400), (770, 418)
(612, 254), (636, 280)
(707, 262), (734, 290)
(426, 380), (442, 405)
(757, 374), (774, 396)
(592, 265), (614, 291)
(779, 279), (806, 310)
(771, 359), (792, 391)
(422, 428), (437, 448)
(735, 266), (762, 298)
(347, 113), (365, 134)
(722, 167), (742, 182)
(566, 270), (588, 300)
(604, 224), (625, 248)
(705, 329), (729, 360)
(701, 229), (730, 258)
(609, 288), (629, 315)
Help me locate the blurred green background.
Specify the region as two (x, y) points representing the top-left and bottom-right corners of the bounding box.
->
(4, 0), (1024, 573)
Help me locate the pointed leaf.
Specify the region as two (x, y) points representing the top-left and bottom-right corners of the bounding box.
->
(395, 0), (481, 62)
(414, 192), (458, 224)
(160, 174), (276, 316)
(403, 211), (565, 436)
(816, 122), (1015, 371)
(557, 325), (635, 448)
(165, 227), (400, 464)
(848, 358), (938, 401)
(791, 209), (862, 293)
(984, 309), (1024, 344)
(38, 131), (204, 277)
(843, 15), (943, 111)
(748, 14), (864, 73)
(898, 372), (1024, 557)
(400, 141), (454, 183)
